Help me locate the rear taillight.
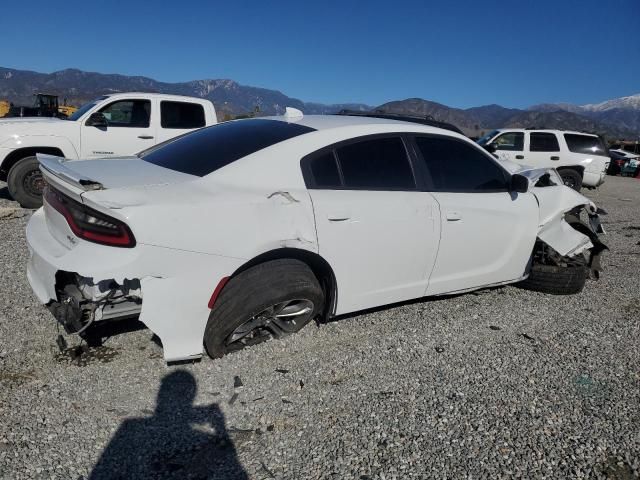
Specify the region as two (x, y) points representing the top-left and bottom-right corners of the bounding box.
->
(44, 186), (136, 248)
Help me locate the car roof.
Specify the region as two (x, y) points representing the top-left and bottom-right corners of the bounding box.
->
(103, 92), (210, 102)
(494, 128), (599, 137)
(262, 114), (466, 138)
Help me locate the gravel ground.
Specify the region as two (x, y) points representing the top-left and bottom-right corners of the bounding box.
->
(0, 177), (639, 480)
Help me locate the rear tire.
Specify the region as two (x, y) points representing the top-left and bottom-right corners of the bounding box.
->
(559, 169), (583, 192)
(7, 156), (44, 208)
(204, 259), (324, 359)
(518, 261), (588, 295)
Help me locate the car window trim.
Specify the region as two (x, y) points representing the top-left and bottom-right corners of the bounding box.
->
(300, 133), (422, 192)
(410, 133), (512, 193)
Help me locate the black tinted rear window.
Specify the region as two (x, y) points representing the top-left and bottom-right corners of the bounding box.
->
(140, 119), (315, 176)
(161, 101), (205, 129)
(564, 134), (608, 156)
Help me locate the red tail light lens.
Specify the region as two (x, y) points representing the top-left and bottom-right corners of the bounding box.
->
(44, 186), (136, 248)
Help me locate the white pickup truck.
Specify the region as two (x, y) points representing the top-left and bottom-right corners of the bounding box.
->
(0, 92), (217, 207)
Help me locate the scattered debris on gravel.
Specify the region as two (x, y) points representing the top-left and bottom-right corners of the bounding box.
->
(0, 178), (639, 479)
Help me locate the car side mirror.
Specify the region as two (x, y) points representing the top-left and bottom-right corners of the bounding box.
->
(510, 173), (529, 193)
(483, 142), (498, 153)
(86, 112), (108, 128)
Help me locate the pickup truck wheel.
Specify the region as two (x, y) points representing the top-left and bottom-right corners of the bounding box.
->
(559, 169), (583, 191)
(204, 259), (324, 359)
(518, 260), (588, 295)
(7, 156), (45, 208)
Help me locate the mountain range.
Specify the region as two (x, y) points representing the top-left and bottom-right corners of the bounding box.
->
(1, 66), (638, 139)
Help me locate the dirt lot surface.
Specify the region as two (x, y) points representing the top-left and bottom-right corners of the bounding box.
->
(0, 177), (639, 479)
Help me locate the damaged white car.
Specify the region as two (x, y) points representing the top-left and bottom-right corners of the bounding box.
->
(26, 110), (607, 362)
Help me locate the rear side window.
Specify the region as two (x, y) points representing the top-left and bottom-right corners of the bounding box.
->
(309, 152), (341, 188)
(161, 101), (206, 129)
(140, 119), (315, 177)
(415, 136), (509, 192)
(335, 137), (415, 190)
(529, 132), (560, 152)
(564, 134), (608, 156)
(493, 132), (524, 151)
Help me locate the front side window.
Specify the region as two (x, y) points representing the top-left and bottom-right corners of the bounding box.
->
(415, 136), (509, 192)
(140, 119), (315, 177)
(529, 132), (560, 152)
(493, 132), (524, 151)
(99, 100), (151, 128)
(161, 101), (206, 129)
(335, 137), (415, 190)
(564, 134), (607, 156)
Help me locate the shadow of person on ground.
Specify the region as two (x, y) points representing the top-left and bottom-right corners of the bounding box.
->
(89, 370), (248, 480)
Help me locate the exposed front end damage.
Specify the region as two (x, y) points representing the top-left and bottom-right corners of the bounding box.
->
(530, 177), (608, 280)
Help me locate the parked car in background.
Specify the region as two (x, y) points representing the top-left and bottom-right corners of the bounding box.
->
(477, 129), (610, 191)
(608, 149), (639, 177)
(26, 110), (606, 363)
(0, 93), (217, 208)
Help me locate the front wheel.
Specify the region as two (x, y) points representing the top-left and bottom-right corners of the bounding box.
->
(518, 260), (588, 295)
(204, 259), (324, 359)
(559, 169), (583, 192)
(7, 156), (45, 208)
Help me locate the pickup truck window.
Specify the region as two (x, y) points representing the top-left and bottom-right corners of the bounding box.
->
(99, 100), (151, 128)
(161, 101), (205, 129)
(140, 119), (315, 177)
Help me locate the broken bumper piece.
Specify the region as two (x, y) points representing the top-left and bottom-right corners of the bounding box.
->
(26, 208), (244, 362)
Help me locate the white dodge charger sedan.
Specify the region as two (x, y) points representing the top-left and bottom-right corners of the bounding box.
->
(26, 109), (606, 362)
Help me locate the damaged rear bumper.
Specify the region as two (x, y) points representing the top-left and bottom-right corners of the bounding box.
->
(26, 208), (244, 362)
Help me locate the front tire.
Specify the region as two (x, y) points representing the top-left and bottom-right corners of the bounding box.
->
(204, 259), (324, 359)
(559, 169), (583, 192)
(7, 156), (45, 208)
(518, 261), (588, 295)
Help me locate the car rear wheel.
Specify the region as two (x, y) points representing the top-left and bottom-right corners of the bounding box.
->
(7, 156), (45, 209)
(204, 259), (324, 359)
(518, 257), (588, 295)
(559, 169), (583, 191)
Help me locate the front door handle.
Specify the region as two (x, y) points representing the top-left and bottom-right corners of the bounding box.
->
(515, 155), (524, 160)
(550, 156), (560, 161)
(446, 211), (462, 221)
(138, 135), (154, 139)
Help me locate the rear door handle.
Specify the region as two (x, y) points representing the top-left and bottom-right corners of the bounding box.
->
(446, 211), (462, 221)
(138, 135), (154, 139)
(327, 212), (351, 222)
(515, 155), (524, 160)
(550, 156), (560, 160)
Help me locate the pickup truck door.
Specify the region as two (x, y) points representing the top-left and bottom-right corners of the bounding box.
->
(80, 98), (157, 158)
(154, 100), (208, 144)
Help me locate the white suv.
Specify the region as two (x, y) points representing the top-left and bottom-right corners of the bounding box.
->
(477, 129), (609, 191)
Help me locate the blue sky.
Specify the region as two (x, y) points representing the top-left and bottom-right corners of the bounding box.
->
(1, 0), (638, 108)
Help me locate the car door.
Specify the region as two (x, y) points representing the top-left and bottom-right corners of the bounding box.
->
(412, 135), (539, 296)
(304, 135), (441, 315)
(492, 131), (525, 164)
(80, 98), (156, 158)
(526, 131), (562, 168)
(155, 100), (207, 144)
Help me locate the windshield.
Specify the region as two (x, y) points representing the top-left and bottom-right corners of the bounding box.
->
(67, 96), (109, 121)
(140, 119), (316, 177)
(476, 130), (499, 146)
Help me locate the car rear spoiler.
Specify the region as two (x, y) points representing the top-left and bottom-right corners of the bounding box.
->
(37, 154), (104, 191)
